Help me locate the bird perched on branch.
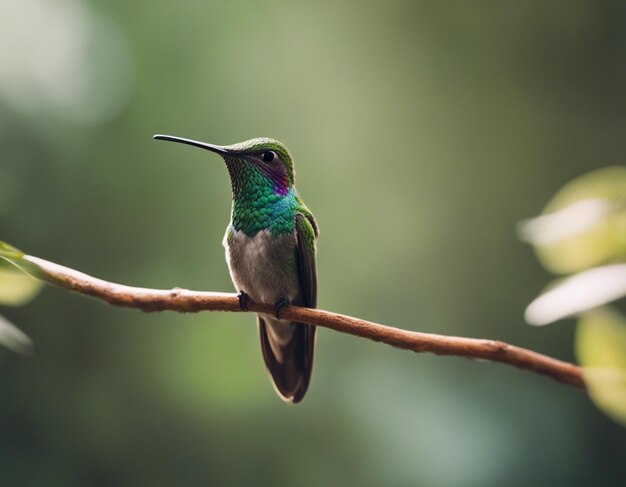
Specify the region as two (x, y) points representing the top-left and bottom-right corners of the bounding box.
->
(154, 134), (318, 403)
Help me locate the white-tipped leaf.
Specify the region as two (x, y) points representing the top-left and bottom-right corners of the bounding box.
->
(525, 264), (626, 326)
(0, 314), (33, 356)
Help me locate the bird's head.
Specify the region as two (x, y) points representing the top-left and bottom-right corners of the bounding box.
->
(154, 134), (295, 197)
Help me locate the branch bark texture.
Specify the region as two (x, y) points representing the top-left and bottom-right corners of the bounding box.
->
(17, 254), (586, 390)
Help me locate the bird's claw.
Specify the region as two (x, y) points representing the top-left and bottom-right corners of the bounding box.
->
(237, 290), (250, 311)
(274, 297), (290, 319)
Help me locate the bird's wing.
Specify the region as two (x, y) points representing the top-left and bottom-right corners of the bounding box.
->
(295, 213), (317, 308)
(257, 213), (318, 403)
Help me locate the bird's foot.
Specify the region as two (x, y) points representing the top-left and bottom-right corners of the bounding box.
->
(273, 297), (290, 319)
(237, 290), (251, 312)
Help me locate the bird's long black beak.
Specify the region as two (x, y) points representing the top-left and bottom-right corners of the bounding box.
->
(153, 134), (230, 156)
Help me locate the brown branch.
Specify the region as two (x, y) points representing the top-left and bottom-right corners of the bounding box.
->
(18, 254), (585, 390)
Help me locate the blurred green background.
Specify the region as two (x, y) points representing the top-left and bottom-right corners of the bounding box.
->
(1, 0), (626, 485)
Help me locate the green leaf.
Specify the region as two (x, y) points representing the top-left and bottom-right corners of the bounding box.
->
(576, 307), (626, 426)
(520, 167), (626, 274)
(0, 313), (33, 356)
(0, 240), (24, 260)
(0, 259), (43, 306)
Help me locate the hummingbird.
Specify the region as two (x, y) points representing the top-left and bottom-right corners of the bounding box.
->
(154, 134), (318, 403)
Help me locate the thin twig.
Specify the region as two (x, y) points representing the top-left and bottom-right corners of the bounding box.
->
(18, 254), (586, 390)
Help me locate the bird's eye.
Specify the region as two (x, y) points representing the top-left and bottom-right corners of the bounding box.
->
(261, 151), (276, 163)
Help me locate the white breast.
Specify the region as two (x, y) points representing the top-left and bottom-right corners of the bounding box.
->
(223, 228), (300, 305)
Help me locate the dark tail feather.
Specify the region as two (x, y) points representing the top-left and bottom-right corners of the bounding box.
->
(258, 315), (316, 403)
